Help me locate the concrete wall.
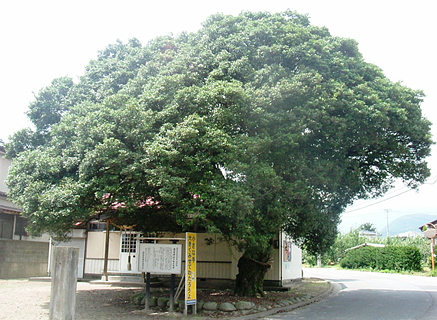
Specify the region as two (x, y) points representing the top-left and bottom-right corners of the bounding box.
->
(0, 239), (49, 278)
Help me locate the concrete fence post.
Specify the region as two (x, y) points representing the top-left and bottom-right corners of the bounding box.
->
(49, 246), (79, 320)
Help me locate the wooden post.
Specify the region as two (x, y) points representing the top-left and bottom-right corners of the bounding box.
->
(170, 273), (175, 311)
(49, 246), (79, 320)
(145, 272), (151, 311)
(431, 237), (435, 270)
(423, 225), (437, 271)
(169, 239), (178, 312)
(103, 220), (110, 281)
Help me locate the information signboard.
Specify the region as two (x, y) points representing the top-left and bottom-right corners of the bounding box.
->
(185, 232), (197, 306)
(138, 243), (182, 274)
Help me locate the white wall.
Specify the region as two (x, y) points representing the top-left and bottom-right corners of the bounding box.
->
(83, 231), (303, 284)
(84, 231), (121, 275)
(0, 150), (11, 193)
(51, 229), (87, 278)
(280, 233), (303, 282)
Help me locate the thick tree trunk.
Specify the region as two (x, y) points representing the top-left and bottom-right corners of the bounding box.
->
(234, 254), (271, 297)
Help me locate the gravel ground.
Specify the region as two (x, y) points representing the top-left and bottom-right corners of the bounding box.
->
(0, 280), (145, 320)
(0, 278), (330, 320)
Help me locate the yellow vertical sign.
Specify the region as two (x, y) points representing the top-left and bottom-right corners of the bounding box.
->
(185, 232), (197, 305)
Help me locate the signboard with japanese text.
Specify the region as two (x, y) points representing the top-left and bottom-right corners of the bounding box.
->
(138, 243), (182, 274)
(185, 232), (197, 305)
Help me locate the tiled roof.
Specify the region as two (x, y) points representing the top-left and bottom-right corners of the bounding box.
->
(419, 219), (437, 230)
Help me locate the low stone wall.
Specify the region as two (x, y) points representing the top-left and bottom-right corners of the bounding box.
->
(0, 239), (49, 279)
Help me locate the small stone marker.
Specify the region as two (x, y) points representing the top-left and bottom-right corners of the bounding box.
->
(49, 246), (79, 320)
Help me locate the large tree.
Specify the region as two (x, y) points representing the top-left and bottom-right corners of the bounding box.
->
(6, 11), (432, 296)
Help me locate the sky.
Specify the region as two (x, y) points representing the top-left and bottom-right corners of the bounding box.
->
(0, 0), (436, 233)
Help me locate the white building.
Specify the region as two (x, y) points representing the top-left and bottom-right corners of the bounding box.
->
(55, 226), (302, 286)
(2, 145), (302, 285)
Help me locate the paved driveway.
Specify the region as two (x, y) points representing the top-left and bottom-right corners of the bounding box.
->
(263, 268), (437, 320)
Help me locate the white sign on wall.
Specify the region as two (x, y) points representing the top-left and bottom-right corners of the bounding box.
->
(138, 243), (182, 274)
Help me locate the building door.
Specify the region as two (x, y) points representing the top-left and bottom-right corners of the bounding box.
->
(119, 231), (139, 272)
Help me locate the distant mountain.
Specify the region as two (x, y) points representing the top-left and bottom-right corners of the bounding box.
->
(380, 214), (436, 237)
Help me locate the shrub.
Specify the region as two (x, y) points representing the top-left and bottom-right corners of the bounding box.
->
(340, 245), (422, 272)
(340, 246), (380, 269)
(322, 231), (430, 267)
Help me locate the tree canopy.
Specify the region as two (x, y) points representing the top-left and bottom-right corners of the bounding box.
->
(358, 223), (377, 232)
(6, 11), (433, 296)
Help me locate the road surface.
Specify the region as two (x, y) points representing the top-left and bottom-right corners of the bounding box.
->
(263, 267), (437, 320)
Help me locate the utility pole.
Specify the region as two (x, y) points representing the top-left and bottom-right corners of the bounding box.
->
(384, 209), (391, 238)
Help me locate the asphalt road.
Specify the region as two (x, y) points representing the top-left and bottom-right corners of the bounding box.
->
(263, 268), (437, 320)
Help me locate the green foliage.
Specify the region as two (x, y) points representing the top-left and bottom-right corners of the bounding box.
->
(4, 128), (37, 158)
(307, 228), (431, 268)
(5, 10), (433, 293)
(304, 228), (366, 265)
(325, 229), (368, 263)
(359, 223), (377, 232)
(27, 77), (76, 134)
(388, 236), (431, 264)
(339, 246), (380, 269)
(340, 245), (422, 272)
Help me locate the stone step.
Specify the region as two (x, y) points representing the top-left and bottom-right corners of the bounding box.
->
(90, 273), (163, 287)
(107, 275), (144, 283)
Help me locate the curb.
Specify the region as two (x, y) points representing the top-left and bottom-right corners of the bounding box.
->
(230, 280), (335, 320)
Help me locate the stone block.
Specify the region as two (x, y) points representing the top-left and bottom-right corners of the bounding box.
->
(157, 297), (169, 307)
(148, 297), (157, 307)
(203, 301), (218, 311)
(218, 302), (236, 312)
(235, 301), (255, 310)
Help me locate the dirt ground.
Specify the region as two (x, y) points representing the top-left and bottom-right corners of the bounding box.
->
(0, 278), (330, 320)
(0, 280), (144, 320)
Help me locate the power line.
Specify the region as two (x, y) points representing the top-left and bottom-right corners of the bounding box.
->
(425, 177), (437, 185)
(344, 177), (437, 214)
(345, 188), (416, 213)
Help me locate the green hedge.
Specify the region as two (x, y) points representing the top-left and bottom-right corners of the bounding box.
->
(340, 245), (422, 272)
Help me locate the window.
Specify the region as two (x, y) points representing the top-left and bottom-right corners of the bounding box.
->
(88, 221), (108, 231)
(87, 220), (121, 231)
(14, 216), (28, 237)
(121, 233), (137, 253)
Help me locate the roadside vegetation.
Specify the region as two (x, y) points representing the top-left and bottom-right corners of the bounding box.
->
(340, 245), (422, 272)
(304, 223), (436, 276)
